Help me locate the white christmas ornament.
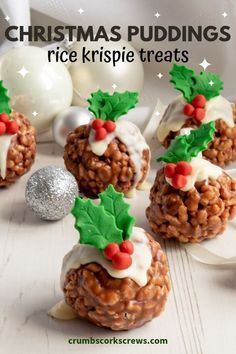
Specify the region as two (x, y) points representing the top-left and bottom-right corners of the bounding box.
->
(69, 39), (144, 106)
(53, 106), (93, 147)
(0, 46), (73, 133)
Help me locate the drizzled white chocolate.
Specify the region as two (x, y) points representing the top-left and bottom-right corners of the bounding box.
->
(88, 120), (150, 191)
(157, 95), (234, 142)
(60, 227), (152, 288)
(49, 228), (153, 321)
(0, 135), (14, 179)
(165, 157), (223, 192)
(48, 300), (78, 320)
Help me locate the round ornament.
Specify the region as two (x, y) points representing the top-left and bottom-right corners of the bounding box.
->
(53, 106), (93, 147)
(25, 166), (78, 221)
(69, 38), (144, 106)
(0, 46), (73, 133)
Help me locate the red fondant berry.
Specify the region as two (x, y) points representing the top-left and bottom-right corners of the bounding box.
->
(95, 127), (107, 141)
(0, 122), (6, 135)
(0, 113), (10, 124)
(119, 240), (134, 255)
(194, 108), (205, 122)
(183, 103), (195, 117)
(103, 243), (120, 260)
(92, 119), (104, 130)
(171, 174), (187, 189)
(112, 252), (132, 270)
(164, 163), (176, 178)
(192, 94), (207, 108)
(103, 120), (116, 133)
(176, 161), (192, 176)
(6, 121), (19, 135)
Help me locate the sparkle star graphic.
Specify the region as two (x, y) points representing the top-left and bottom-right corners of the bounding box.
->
(17, 67), (29, 78)
(4, 16), (10, 22)
(32, 111), (38, 117)
(78, 8), (84, 14)
(209, 80), (214, 86)
(112, 84), (117, 90)
(155, 12), (160, 19)
(157, 73), (163, 79)
(222, 12), (228, 18)
(199, 58), (211, 71)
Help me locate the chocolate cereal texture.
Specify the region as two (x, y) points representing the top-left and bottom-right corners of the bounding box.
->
(64, 91), (150, 197)
(160, 64), (236, 167)
(148, 122), (236, 243)
(146, 168), (236, 243)
(163, 108), (236, 167)
(0, 111), (36, 187)
(51, 186), (171, 330)
(63, 232), (171, 331)
(64, 124), (150, 198)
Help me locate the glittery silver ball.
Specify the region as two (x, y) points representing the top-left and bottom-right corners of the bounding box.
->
(25, 166), (78, 220)
(53, 106), (93, 147)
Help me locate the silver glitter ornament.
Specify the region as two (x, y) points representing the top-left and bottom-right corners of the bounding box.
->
(25, 166), (78, 221)
(53, 106), (93, 147)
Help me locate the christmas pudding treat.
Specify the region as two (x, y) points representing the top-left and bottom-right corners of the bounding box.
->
(157, 64), (236, 166)
(64, 90), (150, 198)
(0, 82), (36, 187)
(49, 185), (170, 331)
(147, 123), (236, 243)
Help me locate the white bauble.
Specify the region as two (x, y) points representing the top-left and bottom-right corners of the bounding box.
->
(69, 39), (144, 106)
(0, 46), (73, 133)
(53, 106), (93, 147)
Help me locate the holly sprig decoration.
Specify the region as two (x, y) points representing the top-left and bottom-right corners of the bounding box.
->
(157, 121), (216, 163)
(99, 185), (135, 239)
(170, 64), (223, 102)
(72, 197), (123, 249)
(71, 185), (136, 270)
(88, 90), (139, 122)
(0, 81), (11, 114)
(0, 82), (19, 136)
(71, 185), (135, 250)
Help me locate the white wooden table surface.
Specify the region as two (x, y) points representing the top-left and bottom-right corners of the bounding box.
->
(0, 142), (236, 354)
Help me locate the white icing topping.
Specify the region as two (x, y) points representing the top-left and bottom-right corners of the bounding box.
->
(48, 300), (78, 320)
(204, 96), (234, 126)
(0, 135), (14, 179)
(123, 181), (151, 198)
(137, 180), (151, 191)
(166, 157), (223, 191)
(124, 189), (136, 198)
(157, 95), (234, 142)
(179, 127), (193, 136)
(89, 120), (150, 189)
(60, 227), (152, 288)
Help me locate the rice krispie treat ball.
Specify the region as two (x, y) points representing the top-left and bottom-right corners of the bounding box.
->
(157, 64), (236, 167)
(64, 90), (150, 198)
(0, 82), (36, 187)
(49, 185), (170, 330)
(147, 123), (236, 243)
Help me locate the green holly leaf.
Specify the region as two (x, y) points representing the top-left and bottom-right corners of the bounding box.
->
(71, 197), (123, 250)
(88, 90), (139, 121)
(157, 122), (216, 163)
(0, 81), (11, 114)
(170, 64), (197, 102)
(169, 64), (224, 102)
(191, 72), (223, 101)
(99, 185), (135, 240)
